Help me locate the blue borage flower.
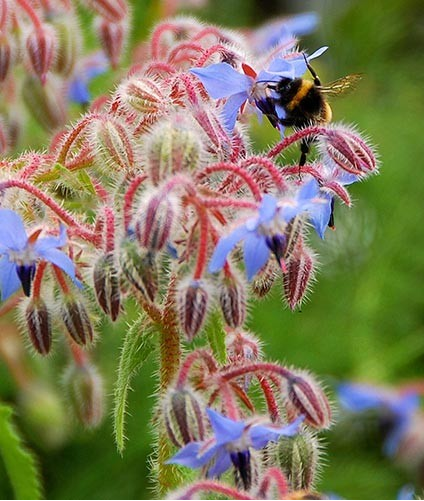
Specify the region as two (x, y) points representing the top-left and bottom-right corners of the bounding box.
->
(68, 52), (109, 106)
(190, 47), (327, 132)
(0, 209), (79, 301)
(167, 408), (303, 487)
(338, 383), (420, 457)
(208, 178), (332, 281)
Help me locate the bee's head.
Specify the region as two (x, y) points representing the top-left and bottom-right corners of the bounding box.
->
(274, 77), (294, 92)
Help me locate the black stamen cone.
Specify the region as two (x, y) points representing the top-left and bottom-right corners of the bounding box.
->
(266, 234), (287, 266)
(16, 264), (36, 296)
(230, 450), (251, 490)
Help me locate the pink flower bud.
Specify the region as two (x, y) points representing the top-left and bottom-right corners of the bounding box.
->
(25, 297), (52, 356)
(97, 19), (125, 68)
(163, 387), (206, 447)
(251, 260), (277, 298)
(93, 252), (121, 321)
(283, 245), (315, 310)
(219, 275), (246, 328)
(0, 0), (8, 31)
(177, 279), (209, 341)
(0, 32), (11, 81)
(117, 77), (167, 115)
(285, 372), (332, 429)
(52, 18), (81, 77)
(61, 296), (94, 345)
(26, 24), (56, 84)
(88, 0), (128, 22)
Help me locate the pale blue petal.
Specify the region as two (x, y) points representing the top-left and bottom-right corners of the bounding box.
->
(222, 91), (249, 131)
(289, 58), (308, 78)
(250, 415), (304, 449)
(308, 46), (329, 60)
(37, 248), (81, 288)
(307, 194), (332, 239)
(0, 209), (28, 251)
(207, 408), (245, 445)
(68, 78), (90, 105)
(243, 233), (270, 281)
(0, 256), (21, 301)
(297, 179), (320, 203)
(338, 383), (386, 411)
(190, 63), (253, 99)
(266, 58), (295, 76)
(258, 194), (278, 223)
(206, 447), (232, 478)
(397, 484), (415, 500)
(282, 12), (320, 36)
(34, 225), (67, 251)
(166, 442), (206, 468)
(208, 225), (250, 274)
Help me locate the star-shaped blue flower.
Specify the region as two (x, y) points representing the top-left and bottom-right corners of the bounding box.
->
(0, 209), (79, 301)
(338, 383), (420, 457)
(167, 408), (303, 486)
(68, 52), (108, 106)
(190, 47), (327, 132)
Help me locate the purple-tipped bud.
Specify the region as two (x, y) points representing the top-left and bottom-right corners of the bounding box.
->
(120, 237), (158, 302)
(0, 32), (11, 81)
(88, 0), (128, 22)
(26, 24), (56, 84)
(22, 75), (67, 131)
(134, 192), (177, 252)
(283, 246), (315, 310)
(64, 362), (104, 427)
(177, 279), (209, 341)
(25, 297), (52, 356)
(93, 252), (120, 321)
(97, 19), (125, 69)
(276, 430), (320, 491)
(285, 372), (332, 430)
(61, 296), (94, 345)
(118, 77), (166, 115)
(163, 387), (206, 447)
(321, 127), (377, 176)
(52, 18), (81, 77)
(219, 275), (246, 328)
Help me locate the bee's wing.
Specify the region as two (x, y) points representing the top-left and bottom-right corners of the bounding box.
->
(319, 73), (363, 97)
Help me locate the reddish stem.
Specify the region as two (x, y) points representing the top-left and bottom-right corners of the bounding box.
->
(179, 480), (253, 500)
(31, 261), (47, 299)
(123, 174), (147, 230)
(103, 206), (116, 252)
(176, 349), (218, 389)
(222, 362), (294, 383)
(241, 156), (288, 191)
(266, 125), (327, 158)
(16, 0), (42, 28)
(257, 467), (289, 499)
(257, 375), (281, 422)
(52, 266), (71, 294)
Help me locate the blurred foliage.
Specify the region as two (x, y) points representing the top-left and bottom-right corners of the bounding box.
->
(1, 0), (424, 499)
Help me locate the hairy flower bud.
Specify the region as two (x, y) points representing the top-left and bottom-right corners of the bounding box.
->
(52, 18), (81, 77)
(0, 32), (11, 81)
(285, 372), (332, 429)
(283, 245), (315, 310)
(97, 19), (125, 68)
(61, 296), (94, 345)
(163, 387), (206, 447)
(144, 117), (202, 185)
(22, 75), (67, 131)
(177, 279), (209, 341)
(118, 77), (167, 115)
(120, 236), (158, 301)
(276, 430), (320, 491)
(251, 260), (277, 298)
(25, 297), (52, 355)
(219, 274), (246, 328)
(93, 252), (120, 321)
(26, 24), (56, 84)
(88, 0), (128, 22)
(64, 362), (104, 427)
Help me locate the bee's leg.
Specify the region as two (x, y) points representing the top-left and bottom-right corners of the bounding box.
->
(328, 197), (335, 229)
(299, 139), (310, 167)
(303, 54), (322, 86)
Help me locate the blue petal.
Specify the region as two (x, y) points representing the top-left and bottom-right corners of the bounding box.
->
(68, 78), (91, 105)
(338, 383), (386, 411)
(383, 418), (408, 457)
(258, 194), (278, 223)
(190, 63), (253, 99)
(206, 408), (245, 445)
(206, 447), (232, 478)
(243, 233), (270, 281)
(397, 484), (415, 500)
(266, 58), (295, 76)
(208, 225), (250, 274)
(249, 415), (304, 449)
(308, 194), (333, 239)
(166, 442), (206, 468)
(0, 209), (28, 251)
(222, 91), (249, 131)
(308, 46), (329, 60)
(282, 12), (320, 37)
(0, 256), (21, 301)
(34, 225), (67, 251)
(36, 248), (80, 287)
(298, 179), (320, 202)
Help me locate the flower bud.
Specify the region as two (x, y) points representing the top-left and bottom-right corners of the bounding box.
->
(61, 296), (94, 345)
(177, 279), (209, 341)
(144, 116), (202, 185)
(226, 331), (261, 390)
(93, 252), (120, 321)
(88, 0), (128, 22)
(219, 275), (246, 328)
(117, 77), (167, 115)
(22, 75), (67, 131)
(120, 236), (158, 302)
(97, 19), (125, 69)
(163, 387), (206, 447)
(26, 24), (56, 84)
(285, 372), (332, 429)
(276, 430), (320, 491)
(25, 297), (52, 355)
(52, 17), (81, 77)
(283, 245), (315, 310)
(64, 362), (104, 427)
(251, 260), (277, 298)
(321, 127), (377, 176)
(0, 0), (8, 31)
(0, 32), (11, 81)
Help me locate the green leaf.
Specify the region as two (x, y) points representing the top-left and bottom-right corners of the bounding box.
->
(0, 403), (42, 500)
(205, 309), (227, 365)
(113, 314), (156, 455)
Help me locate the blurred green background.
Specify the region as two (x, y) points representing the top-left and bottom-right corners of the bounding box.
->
(1, 0), (424, 498)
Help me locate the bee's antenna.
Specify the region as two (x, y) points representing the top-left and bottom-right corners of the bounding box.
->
(303, 52), (321, 86)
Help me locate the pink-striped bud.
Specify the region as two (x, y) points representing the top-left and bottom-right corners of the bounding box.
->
(61, 296), (94, 345)
(97, 19), (125, 68)
(219, 275), (246, 328)
(177, 279), (209, 341)
(93, 252), (121, 321)
(25, 297), (52, 356)
(0, 32), (11, 81)
(163, 387), (206, 447)
(88, 0), (128, 22)
(0, 0), (8, 31)
(26, 24), (56, 84)
(52, 18), (81, 77)
(321, 126), (377, 176)
(251, 260), (277, 298)
(285, 372), (332, 429)
(283, 245), (315, 310)
(64, 362), (104, 427)
(117, 77), (167, 115)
